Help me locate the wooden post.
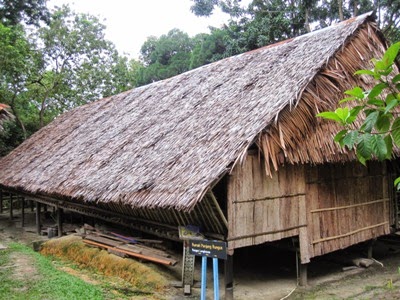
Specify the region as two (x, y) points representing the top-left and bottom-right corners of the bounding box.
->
(21, 197), (25, 227)
(35, 202), (41, 235)
(299, 263), (308, 286)
(367, 238), (376, 259)
(0, 189), (3, 214)
(57, 207), (63, 237)
(9, 193), (13, 220)
(224, 254), (234, 300)
(30, 200), (34, 212)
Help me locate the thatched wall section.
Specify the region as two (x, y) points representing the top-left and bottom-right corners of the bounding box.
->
(227, 152), (390, 262)
(227, 154), (306, 250)
(0, 13), (387, 213)
(306, 161), (390, 258)
(259, 21), (387, 175)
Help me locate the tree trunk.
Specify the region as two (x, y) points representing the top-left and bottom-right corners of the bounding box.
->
(338, 0), (344, 21)
(10, 95), (27, 140)
(353, 0), (358, 17)
(305, 7), (311, 32)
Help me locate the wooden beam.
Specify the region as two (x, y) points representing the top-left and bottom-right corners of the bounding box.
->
(35, 202), (41, 235)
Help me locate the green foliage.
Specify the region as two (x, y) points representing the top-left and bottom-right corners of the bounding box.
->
(137, 29), (194, 85)
(0, 120), (25, 156)
(317, 41), (400, 185)
(0, 0), (50, 26)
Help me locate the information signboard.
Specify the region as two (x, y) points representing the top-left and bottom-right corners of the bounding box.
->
(189, 239), (227, 260)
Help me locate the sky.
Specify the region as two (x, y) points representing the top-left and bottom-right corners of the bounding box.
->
(48, 0), (235, 58)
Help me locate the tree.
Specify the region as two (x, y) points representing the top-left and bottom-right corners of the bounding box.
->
(0, 23), (38, 139)
(0, 0), (49, 26)
(317, 42), (400, 182)
(137, 29), (194, 85)
(31, 5), (123, 127)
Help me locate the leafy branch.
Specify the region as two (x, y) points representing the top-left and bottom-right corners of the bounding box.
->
(317, 41), (400, 172)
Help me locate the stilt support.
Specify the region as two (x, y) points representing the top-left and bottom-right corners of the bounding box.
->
(21, 197), (25, 227)
(299, 263), (308, 286)
(0, 190), (3, 214)
(224, 254), (234, 300)
(9, 193), (13, 220)
(35, 202), (41, 235)
(57, 207), (63, 237)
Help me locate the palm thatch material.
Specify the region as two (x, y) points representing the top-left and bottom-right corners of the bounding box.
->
(0, 13), (388, 212)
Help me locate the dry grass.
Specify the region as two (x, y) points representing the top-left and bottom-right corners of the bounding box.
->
(40, 235), (169, 293)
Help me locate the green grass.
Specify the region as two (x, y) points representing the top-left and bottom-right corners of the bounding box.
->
(0, 242), (104, 300)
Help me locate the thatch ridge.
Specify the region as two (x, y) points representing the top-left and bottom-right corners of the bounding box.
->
(0, 13), (385, 211)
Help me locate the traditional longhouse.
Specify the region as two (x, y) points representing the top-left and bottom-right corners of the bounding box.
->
(0, 12), (398, 293)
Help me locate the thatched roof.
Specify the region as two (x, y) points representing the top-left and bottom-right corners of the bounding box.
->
(0, 13), (388, 211)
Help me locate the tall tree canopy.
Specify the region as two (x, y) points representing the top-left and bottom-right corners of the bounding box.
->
(0, 4), (140, 155)
(0, 0), (49, 25)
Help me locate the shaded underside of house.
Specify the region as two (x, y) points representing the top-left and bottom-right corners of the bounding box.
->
(0, 13), (397, 263)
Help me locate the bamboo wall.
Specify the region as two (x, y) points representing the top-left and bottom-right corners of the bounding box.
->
(306, 161), (391, 258)
(227, 153), (307, 251)
(227, 153), (392, 263)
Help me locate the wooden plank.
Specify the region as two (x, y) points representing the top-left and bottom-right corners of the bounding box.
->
(83, 239), (177, 266)
(84, 235), (124, 247)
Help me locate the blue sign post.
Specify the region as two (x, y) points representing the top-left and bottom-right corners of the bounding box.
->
(189, 240), (227, 300)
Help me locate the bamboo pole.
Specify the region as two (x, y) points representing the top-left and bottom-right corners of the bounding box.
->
(312, 222), (388, 244)
(310, 198), (389, 213)
(208, 191), (228, 229)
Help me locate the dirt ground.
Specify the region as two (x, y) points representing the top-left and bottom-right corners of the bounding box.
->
(1, 209), (400, 299)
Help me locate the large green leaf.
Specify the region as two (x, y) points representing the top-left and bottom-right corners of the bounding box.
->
(384, 98), (399, 113)
(334, 129), (348, 144)
(392, 74), (400, 84)
(354, 69), (375, 76)
(316, 111), (342, 123)
(376, 114), (390, 133)
(347, 106), (363, 123)
(394, 177), (400, 190)
(342, 130), (359, 149)
(361, 111), (379, 133)
(382, 42), (400, 67)
(371, 135), (387, 161)
(384, 135), (393, 159)
(335, 107), (350, 124)
(345, 86), (365, 99)
(356, 133), (373, 160)
(392, 117), (400, 146)
(368, 82), (388, 99)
